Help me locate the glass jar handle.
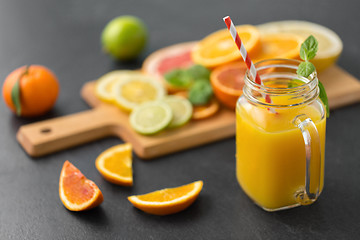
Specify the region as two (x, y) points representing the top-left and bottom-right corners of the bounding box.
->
(293, 114), (322, 205)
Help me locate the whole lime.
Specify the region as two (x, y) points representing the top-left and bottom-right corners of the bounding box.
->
(101, 16), (148, 60)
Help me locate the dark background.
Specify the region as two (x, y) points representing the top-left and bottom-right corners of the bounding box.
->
(1, 0), (359, 239)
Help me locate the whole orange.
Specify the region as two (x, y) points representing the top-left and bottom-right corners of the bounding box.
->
(2, 65), (59, 117)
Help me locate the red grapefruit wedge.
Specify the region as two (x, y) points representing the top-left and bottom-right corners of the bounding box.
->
(142, 41), (197, 92)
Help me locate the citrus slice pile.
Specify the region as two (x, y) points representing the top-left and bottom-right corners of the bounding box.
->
(95, 143), (133, 186)
(163, 95), (193, 128)
(210, 62), (247, 109)
(112, 74), (166, 111)
(257, 20), (343, 72)
(128, 180), (203, 215)
(142, 42), (196, 92)
(95, 70), (141, 103)
(59, 161), (103, 211)
(191, 25), (261, 68)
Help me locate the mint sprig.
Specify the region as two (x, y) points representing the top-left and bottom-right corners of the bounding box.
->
(297, 35), (329, 118)
(164, 69), (193, 88)
(188, 79), (213, 105)
(165, 64), (213, 105)
(164, 64), (210, 88)
(318, 81), (329, 118)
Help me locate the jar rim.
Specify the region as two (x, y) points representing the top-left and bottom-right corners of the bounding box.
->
(242, 58), (319, 108)
(245, 58), (317, 91)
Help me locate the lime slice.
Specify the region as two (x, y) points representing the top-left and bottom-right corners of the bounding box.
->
(112, 74), (166, 111)
(163, 96), (193, 128)
(130, 101), (173, 135)
(95, 70), (142, 103)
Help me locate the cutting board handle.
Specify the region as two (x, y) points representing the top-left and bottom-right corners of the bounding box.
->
(17, 106), (120, 157)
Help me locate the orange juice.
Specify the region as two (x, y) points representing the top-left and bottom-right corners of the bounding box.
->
(236, 96), (326, 211)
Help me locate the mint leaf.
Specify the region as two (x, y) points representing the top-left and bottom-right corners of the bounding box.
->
(164, 69), (193, 88)
(318, 81), (329, 118)
(188, 79), (213, 105)
(297, 36), (329, 118)
(297, 62), (316, 78)
(164, 64), (211, 89)
(187, 64), (210, 80)
(299, 35), (318, 61)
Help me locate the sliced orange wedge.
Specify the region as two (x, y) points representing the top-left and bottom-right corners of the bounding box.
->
(210, 62), (247, 109)
(253, 33), (303, 62)
(95, 143), (133, 186)
(59, 161), (103, 211)
(192, 25), (261, 68)
(128, 180), (203, 215)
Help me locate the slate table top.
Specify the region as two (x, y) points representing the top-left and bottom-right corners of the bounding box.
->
(0, 0), (359, 239)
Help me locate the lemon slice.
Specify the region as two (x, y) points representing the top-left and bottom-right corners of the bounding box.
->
(112, 74), (166, 111)
(257, 20), (343, 72)
(95, 70), (141, 103)
(164, 96), (193, 128)
(130, 101), (173, 135)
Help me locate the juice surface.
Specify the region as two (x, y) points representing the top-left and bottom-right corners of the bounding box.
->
(236, 96), (326, 210)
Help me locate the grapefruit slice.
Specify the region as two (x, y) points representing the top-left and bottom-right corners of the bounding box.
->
(142, 41), (197, 92)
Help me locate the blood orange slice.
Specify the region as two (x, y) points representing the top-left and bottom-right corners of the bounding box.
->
(142, 42), (197, 92)
(59, 161), (103, 211)
(210, 62), (247, 109)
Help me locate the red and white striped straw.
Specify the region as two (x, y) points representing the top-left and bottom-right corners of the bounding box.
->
(223, 16), (274, 109)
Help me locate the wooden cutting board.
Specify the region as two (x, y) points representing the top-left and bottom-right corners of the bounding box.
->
(16, 65), (360, 159)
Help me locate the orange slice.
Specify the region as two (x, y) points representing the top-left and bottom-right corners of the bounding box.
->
(59, 161), (103, 211)
(95, 143), (133, 186)
(174, 91), (219, 120)
(128, 180), (203, 215)
(210, 62), (247, 109)
(192, 98), (220, 120)
(191, 25), (261, 68)
(253, 33), (303, 62)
